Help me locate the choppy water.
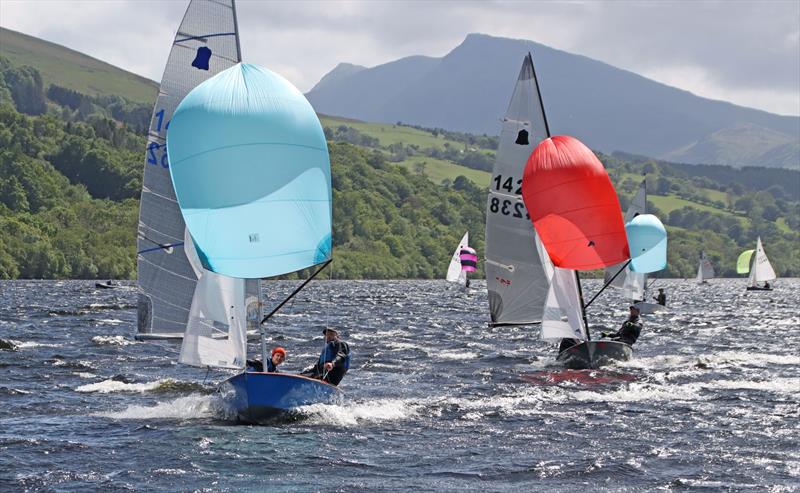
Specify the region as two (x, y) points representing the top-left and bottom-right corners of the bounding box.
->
(0, 279), (798, 492)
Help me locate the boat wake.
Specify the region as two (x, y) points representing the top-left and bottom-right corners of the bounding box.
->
(76, 378), (209, 394)
(97, 393), (231, 421)
(297, 398), (423, 426)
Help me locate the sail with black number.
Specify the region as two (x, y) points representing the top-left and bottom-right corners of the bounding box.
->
(136, 0), (242, 339)
(485, 53), (551, 325)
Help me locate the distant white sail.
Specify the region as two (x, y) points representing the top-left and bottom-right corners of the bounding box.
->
(137, 0), (242, 338)
(748, 237), (776, 286)
(696, 252), (715, 283)
(446, 232), (469, 283)
(622, 270), (645, 301)
(485, 53), (551, 325)
(541, 267), (587, 342)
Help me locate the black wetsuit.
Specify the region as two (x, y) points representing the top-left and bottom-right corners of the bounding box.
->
(302, 340), (350, 386)
(654, 292), (666, 306)
(605, 317), (642, 345)
(245, 359), (278, 372)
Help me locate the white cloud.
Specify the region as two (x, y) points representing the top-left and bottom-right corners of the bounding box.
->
(1, 0), (798, 115)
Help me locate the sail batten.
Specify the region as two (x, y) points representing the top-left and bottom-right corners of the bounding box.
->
(137, 0), (241, 337)
(485, 53), (551, 325)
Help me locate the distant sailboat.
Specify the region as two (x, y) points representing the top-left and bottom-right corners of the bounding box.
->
(135, 0), (261, 340)
(604, 178), (666, 314)
(696, 251), (715, 284)
(167, 62), (339, 422)
(484, 53), (551, 326)
(738, 237), (776, 291)
(446, 232), (477, 288)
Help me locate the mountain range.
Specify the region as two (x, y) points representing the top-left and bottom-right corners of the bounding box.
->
(307, 33), (799, 169)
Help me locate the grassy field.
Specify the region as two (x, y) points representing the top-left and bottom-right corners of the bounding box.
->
(648, 194), (743, 220)
(1, 28), (157, 104)
(397, 156), (491, 187)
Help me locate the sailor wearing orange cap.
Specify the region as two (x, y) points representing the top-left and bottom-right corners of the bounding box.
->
(266, 347), (286, 373)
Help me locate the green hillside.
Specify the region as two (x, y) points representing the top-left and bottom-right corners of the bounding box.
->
(0, 28), (157, 105)
(0, 38), (797, 280)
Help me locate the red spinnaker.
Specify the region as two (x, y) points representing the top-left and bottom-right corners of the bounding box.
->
(521, 135), (629, 270)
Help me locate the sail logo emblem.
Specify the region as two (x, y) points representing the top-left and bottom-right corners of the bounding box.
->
(191, 47), (212, 70)
(249, 233), (260, 243)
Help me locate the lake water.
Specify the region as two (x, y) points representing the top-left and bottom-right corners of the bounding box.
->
(1, 279), (798, 492)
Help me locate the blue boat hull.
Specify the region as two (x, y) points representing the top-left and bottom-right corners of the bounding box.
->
(220, 372), (341, 423)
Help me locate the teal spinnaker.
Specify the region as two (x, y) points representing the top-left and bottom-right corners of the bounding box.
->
(625, 214), (667, 273)
(167, 63), (332, 279)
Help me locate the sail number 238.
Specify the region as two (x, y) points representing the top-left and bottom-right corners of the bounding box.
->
(489, 197), (530, 219)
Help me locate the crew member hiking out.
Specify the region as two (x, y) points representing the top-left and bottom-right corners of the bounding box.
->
(301, 327), (350, 386)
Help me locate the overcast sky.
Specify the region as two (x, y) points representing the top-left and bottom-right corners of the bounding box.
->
(2, 0), (798, 116)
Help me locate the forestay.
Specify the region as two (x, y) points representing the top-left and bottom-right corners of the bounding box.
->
(137, 0), (241, 337)
(485, 53), (551, 325)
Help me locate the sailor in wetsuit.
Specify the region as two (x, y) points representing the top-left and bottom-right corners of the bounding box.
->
(301, 327), (350, 386)
(653, 288), (666, 306)
(601, 305), (643, 346)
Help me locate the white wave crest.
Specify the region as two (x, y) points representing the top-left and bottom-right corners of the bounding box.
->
(298, 398), (421, 426)
(91, 335), (134, 346)
(97, 394), (224, 420)
(76, 378), (175, 394)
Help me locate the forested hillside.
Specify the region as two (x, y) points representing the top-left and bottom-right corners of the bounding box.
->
(0, 54), (797, 280)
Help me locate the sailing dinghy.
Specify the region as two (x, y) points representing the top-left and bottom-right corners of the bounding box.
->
(604, 179), (666, 315)
(166, 59), (340, 421)
(696, 251), (715, 284)
(522, 135), (667, 369)
(446, 232), (477, 288)
(738, 237), (776, 291)
(134, 0), (262, 340)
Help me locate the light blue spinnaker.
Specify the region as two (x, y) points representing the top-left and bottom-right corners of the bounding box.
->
(167, 63), (332, 279)
(625, 214), (667, 273)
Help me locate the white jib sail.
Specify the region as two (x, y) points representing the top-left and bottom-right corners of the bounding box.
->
(750, 237), (777, 285)
(485, 53), (551, 325)
(541, 267), (587, 342)
(179, 231), (247, 369)
(447, 232), (469, 283)
(137, 0), (242, 337)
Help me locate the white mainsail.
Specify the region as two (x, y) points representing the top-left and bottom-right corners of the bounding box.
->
(541, 267), (588, 342)
(748, 237), (776, 286)
(136, 0), (242, 338)
(446, 232), (469, 284)
(696, 251), (715, 283)
(485, 53), (551, 325)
